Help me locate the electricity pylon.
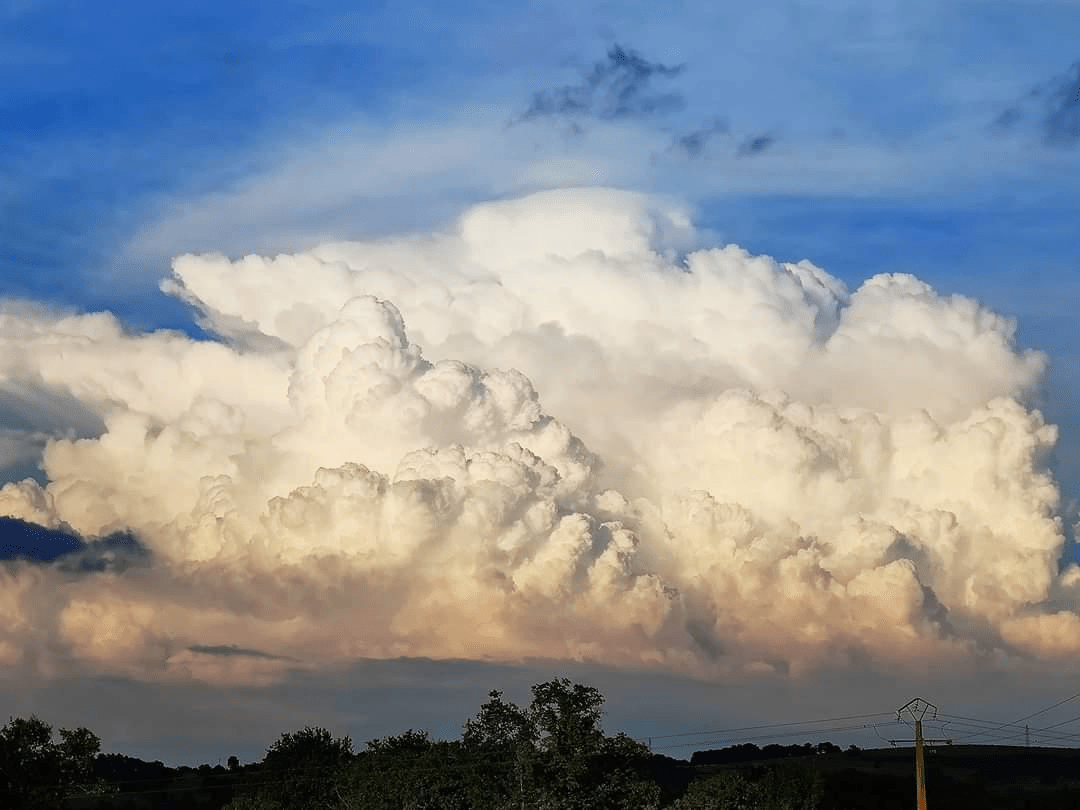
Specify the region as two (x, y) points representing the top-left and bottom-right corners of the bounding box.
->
(890, 698), (952, 810)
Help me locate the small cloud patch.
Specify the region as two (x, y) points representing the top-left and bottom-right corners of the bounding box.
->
(737, 133), (775, 157)
(670, 118), (730, 157)
(990, 58), (1080, 148)
(1044, 60), (1080, 147)
(518, 44), (686, 125)
(188, 644), (296, 662)
(56, 532), (152, 574)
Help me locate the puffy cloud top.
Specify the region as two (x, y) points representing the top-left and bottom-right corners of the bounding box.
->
(0, 188), (1071, 686)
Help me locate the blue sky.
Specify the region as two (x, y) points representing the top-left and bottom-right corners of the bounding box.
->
(2, 0), (1080, 762)
(5, 0), (1077, 479)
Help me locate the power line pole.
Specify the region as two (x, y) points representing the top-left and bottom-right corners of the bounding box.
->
(891, 699), (952, 810)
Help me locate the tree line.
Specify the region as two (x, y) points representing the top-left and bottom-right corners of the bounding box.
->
(7, 678), (1080, 808)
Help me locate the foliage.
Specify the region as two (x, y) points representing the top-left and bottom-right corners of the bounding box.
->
(755, 764), (825, 810)
(463, 690), (532, 753)
(455, 678), (660, 810)
(673, 765), (824, 810)
(347, 732), (471, 809)
(459, 690), (533, 808)
(226, 725), (353, 810)
(529, 679), (605, 757)
(224, 795), (284, 810)
(674, 770), (759, 810)
(262, 725), (354, 771)
(0, 715), (109, 809)
(30, 683), (1080, 810)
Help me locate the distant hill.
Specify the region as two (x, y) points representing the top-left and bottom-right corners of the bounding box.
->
(680, 743), (1080, 809)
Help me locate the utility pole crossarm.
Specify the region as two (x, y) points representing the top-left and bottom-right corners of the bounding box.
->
(897, 698), (937, 723)
(896, 699), (941, 810)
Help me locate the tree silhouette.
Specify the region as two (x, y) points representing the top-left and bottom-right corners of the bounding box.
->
(0, 715), (108, 809)
(229, 726), (353, 810)
(460, 678), (660, 809)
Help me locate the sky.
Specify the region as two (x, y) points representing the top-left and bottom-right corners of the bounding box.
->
(1, 0), (1080, 765)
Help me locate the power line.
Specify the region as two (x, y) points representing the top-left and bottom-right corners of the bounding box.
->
(646, 711), (895, 741)
(937, 713), (1080, 744)
(946, 690), (1080, 744)
(1010, 691), (1080, 726)
(652, 720), (903, 751)
(932, 713), (1080, 747)
(1028, 711), (1080, 733)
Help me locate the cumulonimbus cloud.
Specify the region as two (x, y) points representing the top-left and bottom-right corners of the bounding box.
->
(0, 187), (1075, 686)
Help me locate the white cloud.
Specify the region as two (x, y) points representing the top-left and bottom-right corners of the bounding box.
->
(0, 188), (1073, 688)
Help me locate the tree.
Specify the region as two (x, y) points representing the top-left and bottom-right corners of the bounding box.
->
(235, 681), (662, 810)
(674, 765), (824, 810)
(461, 679), (660, 809)
(463, 690), (532, 753)
(674, 771), (757, 810)
(348, 731), (469, 810)
(461, 690), (534, 808)
(591, 732), (662, 809)
(0, 715), (107, 809)
(528, 678), (605, 759)
(263, 726), (353, 772)
(525, 678), (602, 807)
(755, 764), (824, 810)
(228, 726), (354, 810)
